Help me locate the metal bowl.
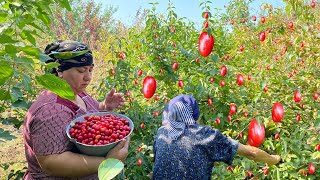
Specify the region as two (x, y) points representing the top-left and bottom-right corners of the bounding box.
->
(66, 112), (134, 156)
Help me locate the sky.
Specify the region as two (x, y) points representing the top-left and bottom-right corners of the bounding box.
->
(94, 0), (285, 27)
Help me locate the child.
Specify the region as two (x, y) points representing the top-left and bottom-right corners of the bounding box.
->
(153, 94), (280, 180)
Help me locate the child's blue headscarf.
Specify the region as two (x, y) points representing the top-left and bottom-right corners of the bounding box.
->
(162, 94), (200, 140)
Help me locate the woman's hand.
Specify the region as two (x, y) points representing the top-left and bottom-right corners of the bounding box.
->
(268, 155), (281, 166)
(100, 88), (125, 111)
(106, 137), (130, 162)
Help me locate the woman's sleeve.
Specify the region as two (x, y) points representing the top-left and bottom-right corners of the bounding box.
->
(30, 103), (74, 156)
(203, 127), (239, 164)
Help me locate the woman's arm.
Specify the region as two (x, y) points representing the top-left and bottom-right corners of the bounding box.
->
(237, 143), (281, 166)
(37, 152), (103, 178)
(37, 138), (129, 178)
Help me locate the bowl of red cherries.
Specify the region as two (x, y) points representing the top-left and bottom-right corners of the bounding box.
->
(66, 112), (133, 156)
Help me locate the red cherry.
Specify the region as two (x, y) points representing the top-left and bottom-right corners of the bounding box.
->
(267, 28), (271, 33)
(247, 171), (253, 178)
(313, 92), (318, 100)
(118, 52), (125, 59)
(239, 133), (243, 138)
(229, 104), (236, 115)
(178, 80), (184, 88)
(208, 98), (212, 105)
(230, 20), (234, 25)
(210, 77), (214, 83)
(263, 86), (268, 92)
(316, 144), (320, 151)
(288, 21), (294, 29)
(204, 12), (209, 19)
(226, 166), (234, 172)
(294, 90), (302, 102)
(137, 70), (142, 76)
(248, 118), (265, 147)
(137, 147), (142, 152)
(275, 132), (280, 139)
(261, 16), (266, 23)
(195, 57), (199, 63)
(237, 74), (244, 85)
(216, 118), (221, 124)
(172, 62), (178, 70)
(154, 111), (159, 117)
(137, 158), (142, 166)
(204, 21), (209, 28)
(272, 102), (284, 122)
(140, 123), (145, 129)
(311, 1), (316, 8)
(248, 75), (251, 80)
(110, 69), (115, 75)
(259, 31), (266, 42)
(308, 163), (315, 175)
(252, 16), (256, 21)
(134, 79), (139, 84)
(263, 168), (269, 175)
(227, 115), (232, 122)
(220, 80), (225, 87)
(239, 45), (244, 52)
(296, 114), (301, 122)
(243, 112), (248, 117)
(220, 65), (227, 77)
(198, 32), (214, 57)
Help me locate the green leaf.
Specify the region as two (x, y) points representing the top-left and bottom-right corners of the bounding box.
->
(98, 158), (124, 180)
(11, 99), (30, 109)
(0, 90), (10, 101)
(211, 54), (219, 63)
(48, 50), (89, 59)
(35, 74), (75, 100)
(0, 128), (16, 142)
(0, 61), (14, 86)
(0, 34), (18, 44)
(46, 62), (60, 70)
(39, 53), (52, 63)
(11, 87), (23, 102)
(56, 0), (72, 11)
(20, 46), (40, 57)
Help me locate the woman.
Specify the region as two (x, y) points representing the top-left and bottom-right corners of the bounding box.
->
(23, 40), (129, 179)
(153, 94), (281, 180)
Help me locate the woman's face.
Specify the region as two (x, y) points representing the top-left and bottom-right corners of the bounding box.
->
(59, 65), (94, 94)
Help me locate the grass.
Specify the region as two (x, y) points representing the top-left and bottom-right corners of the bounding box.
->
(0, 125), (26, 180)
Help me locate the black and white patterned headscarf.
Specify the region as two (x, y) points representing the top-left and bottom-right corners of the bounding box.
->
(162, 95), (200, 140)
(44, 40), (93, 75)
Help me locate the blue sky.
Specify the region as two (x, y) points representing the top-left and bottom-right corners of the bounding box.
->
(95, 0), (285, 27)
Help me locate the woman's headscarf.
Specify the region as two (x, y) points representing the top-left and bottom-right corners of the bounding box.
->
(44, 40), (93, 75)
(162, 94), (200, 140)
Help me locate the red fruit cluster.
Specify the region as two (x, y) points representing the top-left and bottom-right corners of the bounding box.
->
(69, 114), (131, 146)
